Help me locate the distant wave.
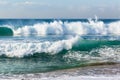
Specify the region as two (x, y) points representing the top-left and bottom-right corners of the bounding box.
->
(13, 19), (120, 36)
(0, 19), (120, 36)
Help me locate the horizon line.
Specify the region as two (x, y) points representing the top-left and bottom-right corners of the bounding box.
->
(0, 18), (119, 19)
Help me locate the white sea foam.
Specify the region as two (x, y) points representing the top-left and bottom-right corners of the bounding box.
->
(63, 51), (91, 61)
(98, 46), (120, 61)
(39, 76), (120, 80)
(10, 20), (120, 36)
(63, 46), (120, 62)
(1, 74), (120, 80)
(0, 36), (79, 57)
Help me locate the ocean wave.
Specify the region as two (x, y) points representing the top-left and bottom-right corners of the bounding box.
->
(0, 35), (120, 58)
(0, 36), (79, 57)
(0, 19), (120, 36)
(12, 20), (120, 36)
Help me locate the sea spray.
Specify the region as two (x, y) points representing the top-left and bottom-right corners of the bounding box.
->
(0, 20), (116, 36)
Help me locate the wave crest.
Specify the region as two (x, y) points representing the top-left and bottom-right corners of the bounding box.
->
(12, 20), (120, 36)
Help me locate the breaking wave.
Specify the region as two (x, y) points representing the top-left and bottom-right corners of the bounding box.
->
(0, 35), (120, 58)
(0, 19), (120, 36)
(0, 36), (79, 57)
(13, 20), (120, 36)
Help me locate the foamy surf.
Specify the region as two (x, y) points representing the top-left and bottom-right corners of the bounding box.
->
(1, 75), (120, 80)
(1, 63), (120, 80)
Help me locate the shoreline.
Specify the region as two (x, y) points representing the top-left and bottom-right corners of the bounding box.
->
(1, 63), (120, 80)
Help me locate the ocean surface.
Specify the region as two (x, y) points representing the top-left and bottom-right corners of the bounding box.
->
(0, 19), (120, 79)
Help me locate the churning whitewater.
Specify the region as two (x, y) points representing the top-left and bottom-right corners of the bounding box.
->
(0, 36), (79, 57)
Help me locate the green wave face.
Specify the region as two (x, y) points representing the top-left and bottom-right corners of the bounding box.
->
(73, 40), (120, 51)
(0, 27), (13, 36)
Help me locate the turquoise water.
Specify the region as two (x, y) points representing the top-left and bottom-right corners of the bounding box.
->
(0, 19), (120, 74)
